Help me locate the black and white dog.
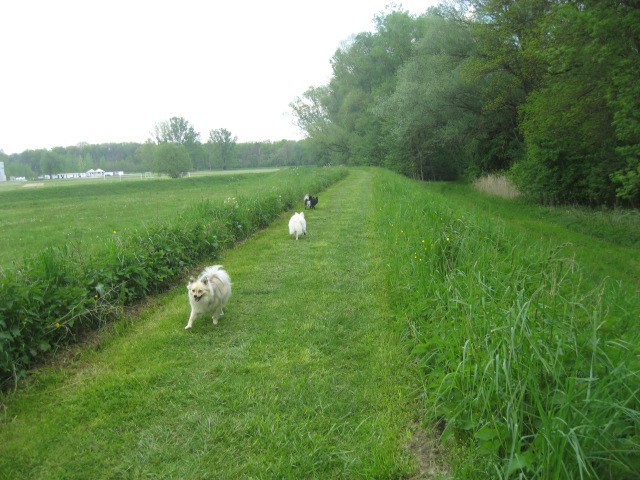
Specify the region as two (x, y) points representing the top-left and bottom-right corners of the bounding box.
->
(304, 194), (318, 209)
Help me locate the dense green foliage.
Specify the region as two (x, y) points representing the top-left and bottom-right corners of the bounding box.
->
(374, 169), (639, 478)
(292, 1), (639, 206)
(207, 128), (237, 170)
(0, 136), (318, 178)
(152, 143), (192, 178)
(0, 167), (347, 388)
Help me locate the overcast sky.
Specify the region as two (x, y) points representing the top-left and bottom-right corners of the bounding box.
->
(1, 0), (440, 155)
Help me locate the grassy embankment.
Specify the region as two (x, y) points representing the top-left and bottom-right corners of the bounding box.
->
(0, 167), (347, 388)
(375, 171), (639, 478)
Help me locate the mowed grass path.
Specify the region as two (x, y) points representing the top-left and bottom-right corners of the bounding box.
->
(0, 170), (420, 478)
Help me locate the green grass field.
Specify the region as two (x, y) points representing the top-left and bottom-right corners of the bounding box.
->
(0, 169), (285, 267)
(1, 167), (638, 478)
(0, 168), (425, 479)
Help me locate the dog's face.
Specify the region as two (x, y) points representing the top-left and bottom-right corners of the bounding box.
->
(188, 277), (210, 303)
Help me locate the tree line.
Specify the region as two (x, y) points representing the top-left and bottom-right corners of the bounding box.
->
(290, 0), (639, 206)
(0, 118), (317, 179)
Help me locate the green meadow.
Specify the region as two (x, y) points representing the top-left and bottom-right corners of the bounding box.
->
(0, 169), (285, 267)
(1, 167), (639, 478)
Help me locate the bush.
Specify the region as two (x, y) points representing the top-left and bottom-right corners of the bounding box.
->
(153, 143), (192, 178)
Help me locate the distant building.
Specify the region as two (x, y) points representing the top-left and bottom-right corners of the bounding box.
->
(87, 168), (105, 177)
(0, 162), (6, 182)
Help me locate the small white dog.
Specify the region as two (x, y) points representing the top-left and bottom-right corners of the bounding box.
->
(185, 265), (232, 329)
(288, 212), (307, 240)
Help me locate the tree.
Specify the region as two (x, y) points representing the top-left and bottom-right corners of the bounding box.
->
(511, 0), (636, 205)
(207, 128), (237, 170)
(290, 7), (428, 166)
(378, 14), (478, 180)
(290, 85), (350, 164)
(153, 117), (200, 145)
(591, 1), (640, 206)
(40, 150), (64, 178)
(459, 0), (554, 174)
(136, 141), (157, 172)
(152, 143), (192, 178)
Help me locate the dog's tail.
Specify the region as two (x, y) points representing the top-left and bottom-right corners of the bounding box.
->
(203, 265), (231, 285)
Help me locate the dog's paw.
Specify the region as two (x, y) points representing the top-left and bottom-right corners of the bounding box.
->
(212, 318), (218, 325)
(184, 324), (192, 330)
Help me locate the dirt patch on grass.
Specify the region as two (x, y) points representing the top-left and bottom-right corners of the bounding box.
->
(407, 420), (450, 479)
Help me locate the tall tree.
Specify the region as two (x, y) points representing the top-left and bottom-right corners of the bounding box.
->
(512, 0), (637, 205)
(290, 85), (350, 164)
(295, 7), (427, 165)
(153, 117), (200, 145)
(461, 0), (553, 173)
(379, 14), (478, 180)
(592, 0), (640, 206)
(207, 128), (237, 170)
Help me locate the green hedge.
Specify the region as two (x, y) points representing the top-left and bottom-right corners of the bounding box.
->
(0, 167), (347, 388)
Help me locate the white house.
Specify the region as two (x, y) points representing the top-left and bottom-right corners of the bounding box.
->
(87, 168), (105, 177)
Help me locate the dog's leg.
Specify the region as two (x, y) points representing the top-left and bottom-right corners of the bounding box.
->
(185, 310), (196, 329)
(211, 304), (224, 325)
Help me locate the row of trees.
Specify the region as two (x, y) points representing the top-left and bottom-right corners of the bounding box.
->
(1, 118), (317, 179)
(291, 1), (639, 206)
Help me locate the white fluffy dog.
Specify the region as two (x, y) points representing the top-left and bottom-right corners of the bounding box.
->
(288, 212), (307, 240)
(185, 265), (232, 329)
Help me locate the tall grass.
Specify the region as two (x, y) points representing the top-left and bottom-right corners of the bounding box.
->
(473, 174), (520, 199)
(373, 169), (640, 478)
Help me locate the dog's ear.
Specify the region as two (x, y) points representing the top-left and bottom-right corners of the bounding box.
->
(188, 276), (196, 284)
(202, 277), (209, 285)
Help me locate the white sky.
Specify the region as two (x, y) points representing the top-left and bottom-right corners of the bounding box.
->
(0, 0), (440, 154)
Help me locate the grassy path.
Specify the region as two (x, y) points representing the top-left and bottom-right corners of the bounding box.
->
(0, 169), (421, 478)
